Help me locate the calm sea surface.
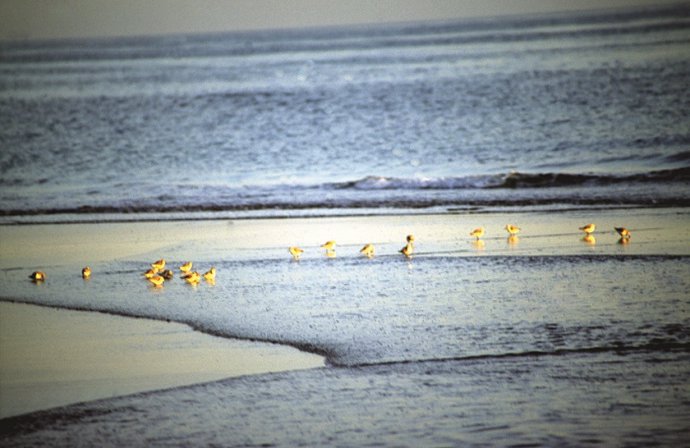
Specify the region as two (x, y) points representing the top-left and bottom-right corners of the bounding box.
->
(1, 4), (690, 446)
(1, 4), (689, 222)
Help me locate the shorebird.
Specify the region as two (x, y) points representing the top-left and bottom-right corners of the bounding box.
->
(614, 227), (631, 239)
(181, 270), (195, 279)
(203, 267), (216, 282)
(579, 223), (596, 234)
(81, 266), (91, 279)
(182, 271), (201, 285)
(360, 243), (375, 258)
(160, 269), (175, 280)
(288, 246), (304, 260)
(505, 224), (520, 236)
(151, 259), (166, 272)
(29, 271), (46, 282)
(400, 242), (414, 258)
(147, 275), (165, 288)
(143, 268), (157, 279)
(469, 227), (485, 240)
(321, 241), (336, 258)
(179, 261), (193, 273)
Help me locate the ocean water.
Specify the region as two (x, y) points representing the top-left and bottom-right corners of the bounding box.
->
(1, 4), (689, 222)
(2, 4), (690, 446)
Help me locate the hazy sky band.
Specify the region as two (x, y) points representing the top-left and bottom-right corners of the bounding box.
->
(0, 0), (681, 41)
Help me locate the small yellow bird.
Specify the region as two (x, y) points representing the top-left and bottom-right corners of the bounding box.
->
(29, 271), (46, 282)
(148, 275), (165, 288)
(143, 269), (157, 279)
(579, 223), (596, 234)
(504, 224), (520, 236)
(614, 227), (631, 239)
(469, 227), (485, 240)
(203, 267), (216, 282)
(151, 259), (166, 272)
(288, 246), (304, 260)
(400, 242), (414, 258)
(183, 271), (201, 285)
(321, 241), (336, 258)
(179, 261), (193, 273)
(81, 267), (91, 279)
(160, 269), (175, 280)
(360, 243), (375, 258)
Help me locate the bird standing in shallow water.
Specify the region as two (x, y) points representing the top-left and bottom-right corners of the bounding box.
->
(203, 267), (216, 282)
(400, 242), (413, 258)
(143, 269), (157, 279)
(183, 271), (201, 285)
(288, 246), (304, 260)
(579, 223), (596, 234)
(179, 261), (193, 273)
(29, 271), (46, 282)
(360, 244), (375, 258)
(160, 269), (175, 280)
(614, 227), (631, 239)
(505, 224), (520, 236)
(147, 275), (164, 288)
(321, 241), (336, 258)
(151, 259), (166, 272)
(82, 267), (91, 279)
(470, 227), (485, 240)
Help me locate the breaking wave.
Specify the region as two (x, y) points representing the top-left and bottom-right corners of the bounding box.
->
(1, 168), (689, 221)
(331, 168), (690, 190)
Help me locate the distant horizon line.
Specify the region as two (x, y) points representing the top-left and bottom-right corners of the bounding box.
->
(1, 1), (686, 44)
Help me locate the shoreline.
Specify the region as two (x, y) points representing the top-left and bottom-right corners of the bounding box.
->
(1, 207), (688, 267)
(0, 301), (325, 419)
(1, 208), (688, 419)
(0, 203), (687, 227)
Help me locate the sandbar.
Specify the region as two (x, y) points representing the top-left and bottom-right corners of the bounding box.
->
(0, 301), (324, 419)
(1, 208), (688, 419)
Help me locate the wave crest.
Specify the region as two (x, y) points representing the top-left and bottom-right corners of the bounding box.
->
(331, 175), (501, 190)
(2, 168), (689, 220)
(333, 168), (690, 191)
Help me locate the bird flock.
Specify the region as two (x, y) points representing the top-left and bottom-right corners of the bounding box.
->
(28, 224), (632, 283)
(28, 259), (217, 289)
(286, 224), (632, 260)
(142, 259), (216, 288)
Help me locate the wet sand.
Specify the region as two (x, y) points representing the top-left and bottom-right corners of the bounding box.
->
(1, 208), (689, 270)
(0, 208), (688, 420)
(0, 301), (324, 419)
